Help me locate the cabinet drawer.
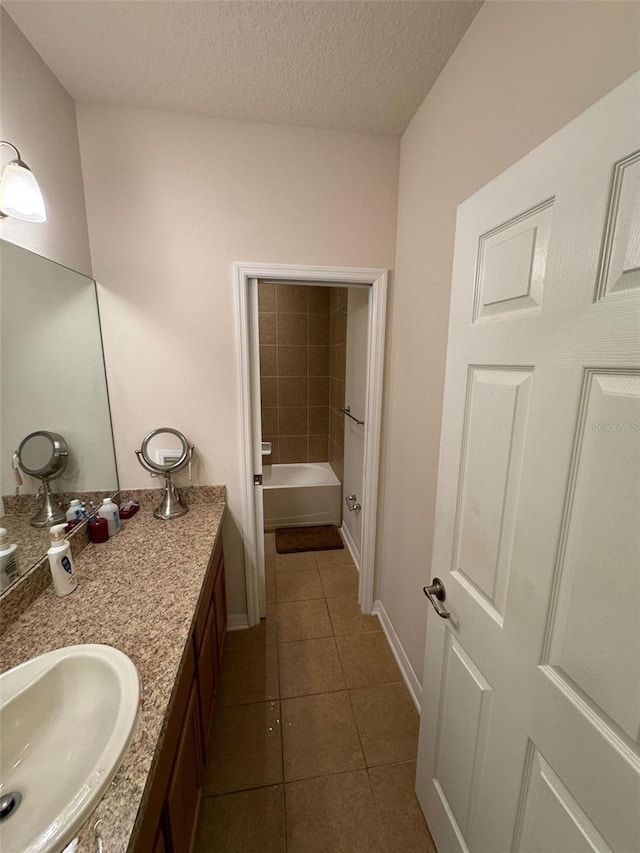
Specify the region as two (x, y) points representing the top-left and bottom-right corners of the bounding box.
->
(164, 683), (203, 853)
(196, 601), (218, 759)
(193, 535), (223, 655)
(213, 555), (227, 663)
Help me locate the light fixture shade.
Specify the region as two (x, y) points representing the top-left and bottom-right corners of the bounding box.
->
(0, 160), (47, 222)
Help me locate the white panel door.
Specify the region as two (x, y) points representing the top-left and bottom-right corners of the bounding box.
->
(416, 74), (640, 853)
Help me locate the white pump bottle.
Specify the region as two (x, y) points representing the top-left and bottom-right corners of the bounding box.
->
(47, 523), (78, 597)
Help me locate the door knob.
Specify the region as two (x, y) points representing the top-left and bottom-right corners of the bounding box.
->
(423, 578), (450, 619)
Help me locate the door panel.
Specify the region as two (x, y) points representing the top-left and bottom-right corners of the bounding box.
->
(516, 748), (612, 853)
(455, 367), (533, 623)
(597, 151), (640, 299)
(434, 636), (494, 839)
(546, 370), (640, 742)
(474, 199), (553, 321)
(416, 74), (640, 853)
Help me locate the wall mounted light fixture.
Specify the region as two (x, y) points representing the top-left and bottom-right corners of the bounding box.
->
(0, 141), (46, 222)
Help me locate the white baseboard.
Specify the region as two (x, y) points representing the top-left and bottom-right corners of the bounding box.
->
(339, 522), (360, 571)
(372, 599), (422, 713)
(227, 613), (250, 631)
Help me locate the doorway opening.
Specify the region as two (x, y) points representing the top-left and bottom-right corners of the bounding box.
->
(235, 263), (388, 626)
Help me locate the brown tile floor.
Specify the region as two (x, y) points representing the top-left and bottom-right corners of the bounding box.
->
(194, 534), (437, 852)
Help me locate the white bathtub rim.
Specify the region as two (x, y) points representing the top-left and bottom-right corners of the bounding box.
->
(263, 461), (340, 489)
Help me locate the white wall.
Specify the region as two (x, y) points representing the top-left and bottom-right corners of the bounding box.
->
(376, 0), (640, 682)
(343, 287), (368, 560)
(76, 104), (399, 617)
(0, 8), (91, 275)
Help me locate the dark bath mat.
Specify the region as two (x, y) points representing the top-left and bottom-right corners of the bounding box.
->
(275, 525), (344, 554)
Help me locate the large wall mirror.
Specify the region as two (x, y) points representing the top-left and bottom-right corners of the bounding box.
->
(0, 239), (118, 593)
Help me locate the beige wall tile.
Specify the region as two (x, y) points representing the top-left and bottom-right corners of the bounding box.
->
(281, 691), (365, 781)
(309, 406), (329, 435)
(260, 345), (277, 376)
(277, 284), (308, 313)
(278, 637), (346, 698)
(309, 313), (330, 345)
(279, 406), (308, 436)
(259, 312), (277, 345)
(335, 305), (347, 345)
(308, 286), (331, 313)
(261, 377), (278, 407)
(277, 313), (308, 345)
(309, 345), (329, 376)
(330, 408), (345, 445)
(369, 762), (436, 853)
(204, 701), (283, 794)
(195, 786), (286, 853)
(350, 684), (419, 766)
(258, 283), (332, 464)
(258, 283), (277, 313)
(278, 376), (307, 407)
(278, 345), (308, 376)
(285, 770), (382, 852)
(308, 376), (330, 406)
(308, 434), (329, 462)
(261, 407), (278, 436)
(330, 378), (345, 411)
(279, 435), (307, 463)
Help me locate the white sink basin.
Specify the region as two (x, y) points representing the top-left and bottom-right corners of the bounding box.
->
(0, 644), (140, 853)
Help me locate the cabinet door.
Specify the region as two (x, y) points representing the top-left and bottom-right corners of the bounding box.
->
(197, 602), (218, 758)
(213, 556), (227, 664)
(165, 683), (203, 853)
(152, 827), (167, 853)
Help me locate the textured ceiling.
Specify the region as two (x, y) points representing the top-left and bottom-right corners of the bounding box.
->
(3, 0), (482, 135)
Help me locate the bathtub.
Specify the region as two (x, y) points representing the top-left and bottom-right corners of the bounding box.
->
(262, 462), (342, 530)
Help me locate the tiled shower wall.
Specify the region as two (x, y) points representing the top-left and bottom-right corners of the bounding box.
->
(258, 283), (332, 464)
(328, 289), (347, 482)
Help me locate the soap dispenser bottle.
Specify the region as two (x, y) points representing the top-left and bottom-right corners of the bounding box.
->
(66, 499), (83, 526)
(98, 497), (121, 537)
(47, 523), (78, 597)
(0, 528), (20, 591)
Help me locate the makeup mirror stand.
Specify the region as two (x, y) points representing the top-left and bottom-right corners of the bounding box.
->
(135, 428), (194, 520)
(31, 478), (66, 528)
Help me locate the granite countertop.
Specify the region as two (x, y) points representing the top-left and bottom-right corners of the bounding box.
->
(0, 512), (50, 573)
(0, 488), (226, 852)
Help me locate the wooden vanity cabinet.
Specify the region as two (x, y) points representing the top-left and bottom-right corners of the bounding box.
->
(196, 599), (219, 757)
(134, 533), (227, 853)
(164, 683), (202, 853)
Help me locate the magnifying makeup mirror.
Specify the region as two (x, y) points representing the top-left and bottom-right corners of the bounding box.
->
(135, 428), (194, 520)
(16, 430), (68, 527)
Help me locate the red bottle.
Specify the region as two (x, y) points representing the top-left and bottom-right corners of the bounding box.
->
(88, 515), (109, 544)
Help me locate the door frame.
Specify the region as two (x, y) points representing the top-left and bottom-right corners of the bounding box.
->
(235, 262), (388, 626)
